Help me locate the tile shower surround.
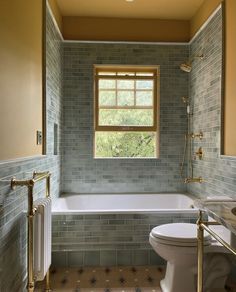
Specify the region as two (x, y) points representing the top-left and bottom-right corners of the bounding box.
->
(62, 43), (189, 193)
(0, 6), (63, 291)
(187, 8), (236, 199)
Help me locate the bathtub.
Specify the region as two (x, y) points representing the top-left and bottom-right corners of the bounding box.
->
(52, 193), (198, 267)
(52, 193), (196, 214)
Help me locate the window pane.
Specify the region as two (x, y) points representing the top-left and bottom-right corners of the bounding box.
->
(117, 80), (134, 89)
(99, 109), (153, 126)
(136, 80), (153, 89)
(99, 91), (116, 106)
(136, 91), (153, 106)
(99, 79), (115, 89)
(117, 91), (134, 106)
(95, 132), (156, 158)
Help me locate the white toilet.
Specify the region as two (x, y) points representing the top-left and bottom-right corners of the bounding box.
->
(149, 222), (232, 292)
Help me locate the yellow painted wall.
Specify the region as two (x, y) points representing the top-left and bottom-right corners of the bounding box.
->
(62, 17), (190, 42)
(0, 0), (43, 160)
(48, 0), (63, 33)
(190, 0), (222, 37)
(223, 0), (236, 155)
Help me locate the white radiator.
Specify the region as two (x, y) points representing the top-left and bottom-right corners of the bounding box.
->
(33, 197), (51, 281)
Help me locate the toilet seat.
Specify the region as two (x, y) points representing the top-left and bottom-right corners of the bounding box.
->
(150, 234), (203, 247)
(151, 223), (212, 246)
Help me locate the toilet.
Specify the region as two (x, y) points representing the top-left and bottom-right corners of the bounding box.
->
(149, 222), (232, 292)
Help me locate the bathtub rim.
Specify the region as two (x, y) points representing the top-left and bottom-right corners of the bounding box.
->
(52, 209), (198, 215)
(52, 192), (198, 215)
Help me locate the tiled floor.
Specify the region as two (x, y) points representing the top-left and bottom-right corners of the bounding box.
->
(35, 266), (164, 292)
(35, 265), (236, 292)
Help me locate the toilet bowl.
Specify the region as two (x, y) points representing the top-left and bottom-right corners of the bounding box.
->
(149, 222), (232, 292)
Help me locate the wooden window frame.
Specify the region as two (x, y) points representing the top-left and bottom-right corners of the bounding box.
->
(94, 65), (160, 132)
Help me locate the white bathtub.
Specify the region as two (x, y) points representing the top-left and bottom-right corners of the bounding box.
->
(52, 193), (196, 214)
(52, 193), (198, 265)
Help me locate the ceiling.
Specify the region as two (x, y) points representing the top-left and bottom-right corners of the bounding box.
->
(56, 0), (205, 20)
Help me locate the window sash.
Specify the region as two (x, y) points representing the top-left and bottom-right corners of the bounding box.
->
(95, 67), (158, 132)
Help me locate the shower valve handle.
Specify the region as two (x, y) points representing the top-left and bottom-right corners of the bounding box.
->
(194, 147), (203, 160)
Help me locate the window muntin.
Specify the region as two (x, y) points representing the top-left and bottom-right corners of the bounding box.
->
(94, 66), (159, 158)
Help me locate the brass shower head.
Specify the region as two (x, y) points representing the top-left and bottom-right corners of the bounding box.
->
(180, 54), (204, 73)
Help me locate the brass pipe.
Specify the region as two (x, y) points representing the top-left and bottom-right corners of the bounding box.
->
(11, 172), (50, 190)
(44, 175), (51, 291)
(46, 174), (51, 198)
(197, 211), (204, 292)
(27, 185), (35, 292)
(10, 171), (51, 292)
(11, 178), (34, 190)
(33, 172), (50, 183)
(184, 177), (203, 184)
(200, 221), (221, 226)
(45, 270), (51, 292)
(197, 211), (236, 292)
(201, 223), (236, 256)
(33, 171), (49, 177)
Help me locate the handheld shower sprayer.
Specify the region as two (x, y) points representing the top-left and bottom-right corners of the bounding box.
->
(180, 95), (204, 184)
(182, 97), (190, 114)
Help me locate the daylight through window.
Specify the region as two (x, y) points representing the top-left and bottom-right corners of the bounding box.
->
(94, 66), (159, 158)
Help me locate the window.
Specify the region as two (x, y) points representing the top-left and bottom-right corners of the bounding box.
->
(94, 65), (159, 158)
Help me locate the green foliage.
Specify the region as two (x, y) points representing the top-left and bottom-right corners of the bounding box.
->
(95, 132), (156, 158)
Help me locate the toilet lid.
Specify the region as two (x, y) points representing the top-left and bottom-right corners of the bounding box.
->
(151, 223), (211, 243)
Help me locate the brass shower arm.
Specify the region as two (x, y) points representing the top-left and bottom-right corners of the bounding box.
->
(189, 54), (204, 63)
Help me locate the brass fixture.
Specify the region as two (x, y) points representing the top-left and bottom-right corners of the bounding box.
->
(197, 211), (236, 292)
(186, 131), (203, 140)
(179, 95), (203, 183)
(194, 147), (203, 160)
(180, 54), (204, 73)
(184, 177), (203, 184)
(11, 171), (51, 292)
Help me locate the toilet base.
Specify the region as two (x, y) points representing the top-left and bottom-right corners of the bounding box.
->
(160, 262), (196, 292)
(159, 254), (231, 292)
